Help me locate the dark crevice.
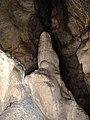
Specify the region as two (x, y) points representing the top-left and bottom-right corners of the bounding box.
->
(0, 101), (13, 116)
(58, 0), (69, 30)
(52, 29), (90, 117)
(36, 0), (90, 116)
(35, 0), (52, 30)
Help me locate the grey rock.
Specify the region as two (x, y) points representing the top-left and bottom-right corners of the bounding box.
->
(0, 97), (48, 120)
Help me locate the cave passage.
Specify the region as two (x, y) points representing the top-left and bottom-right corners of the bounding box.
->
(0, 0), (90, 117)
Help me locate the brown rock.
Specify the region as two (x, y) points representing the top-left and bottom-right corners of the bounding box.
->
(0, 0), (39, 73)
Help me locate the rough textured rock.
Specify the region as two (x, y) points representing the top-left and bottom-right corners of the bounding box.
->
(0, 50), (48, 120)
(24, 71), (89, 120)
(50, 0), (90, 116)
(0, 50), (25, 114)
(0, 97), (48, 120)
(66, 0), (90, 34)
(0, 50), (14, 114)
(0, 0), (44, 74)
(0, 32), (89, 120)
(67, 0), (90, 88)
(24, 32), (89, 120)
(0, 0), (90, 118)
(38, 32), (74, 99)
(77, 38), (90, 91)
(66, 0), (90, 94)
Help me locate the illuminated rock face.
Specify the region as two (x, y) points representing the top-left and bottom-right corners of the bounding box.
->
(0, 50), (25, 114)
(0, 0), (90, 119)
(0, 50), (14, 113)
(24, 32), (89, 120)
(0, 50), (48, 120)
(0, 32), (89, 120)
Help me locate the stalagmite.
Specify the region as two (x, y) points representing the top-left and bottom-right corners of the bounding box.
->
(0, 0), (90, 119)
(24, 32), (89, 120)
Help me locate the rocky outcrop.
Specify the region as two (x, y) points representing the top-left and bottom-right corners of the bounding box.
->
(0, 50), (48, 120)
(0, 32), (89, 120)
(0, 0), (90, 118)
(0, 50), (25, 114)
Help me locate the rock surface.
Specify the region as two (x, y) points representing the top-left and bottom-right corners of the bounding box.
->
(66, 0), (90, 90)
(0, 0), (90, 119)
(0, 0), (44, 74)
(0, 50), (48, 120)
(0, 50), (25, 114)
(0, 32), (89, 120)
(50, 0), (90, 115)
(77, 37), (90, 91)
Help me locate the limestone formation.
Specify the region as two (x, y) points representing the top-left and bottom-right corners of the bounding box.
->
(66, 0), (90, 83)
(0, 50), (48, 120)
(0, 32), (89, 119)
(0, 0), (90, 119)
(50, 0), (90, 115)
(24, 32), (89, 120)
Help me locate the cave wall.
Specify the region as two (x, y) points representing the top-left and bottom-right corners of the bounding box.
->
(0, 32), (89, 120)
(0, 0), (90, 117)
